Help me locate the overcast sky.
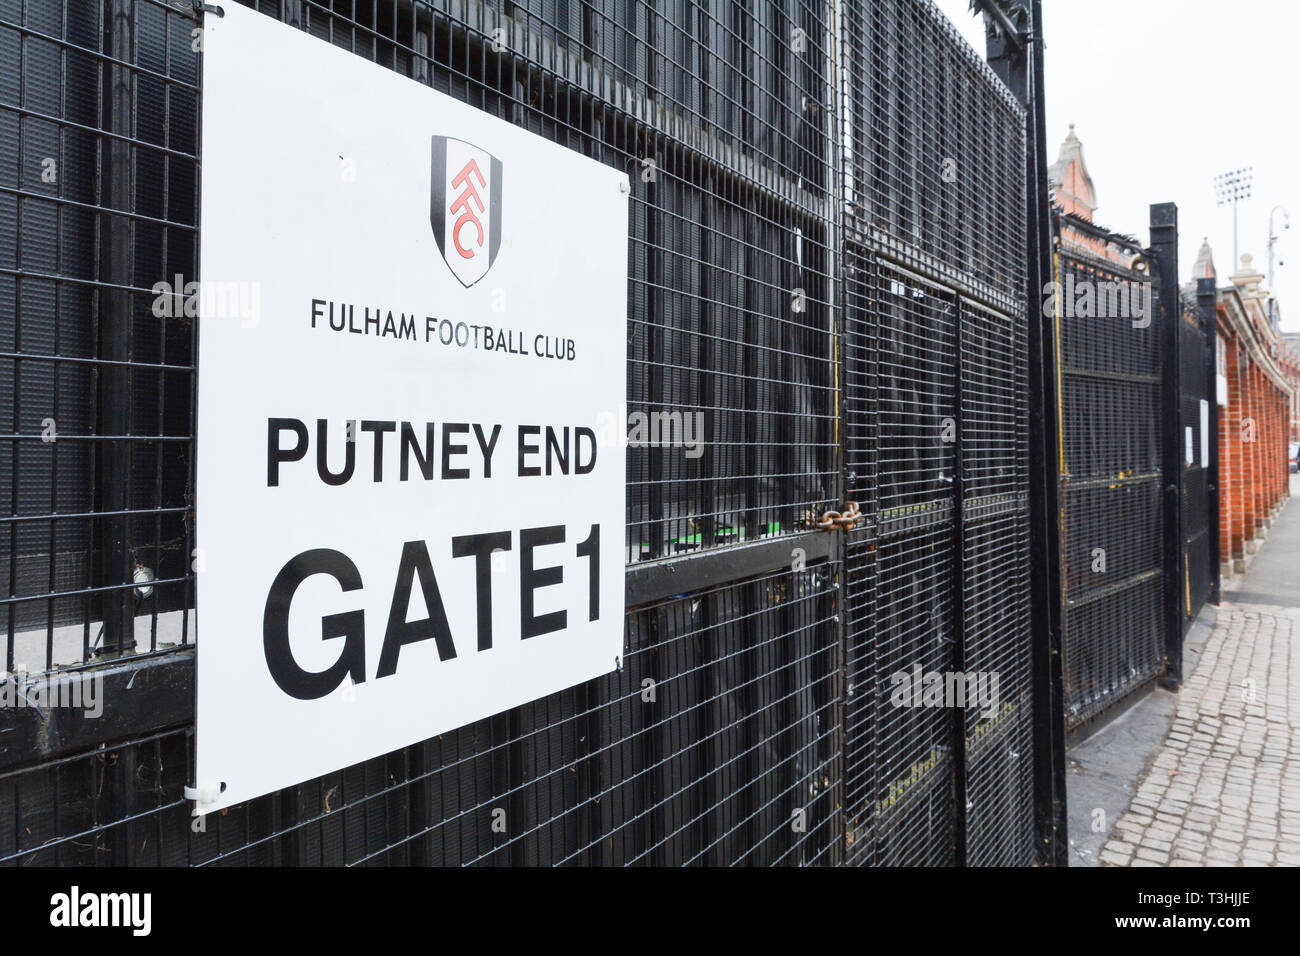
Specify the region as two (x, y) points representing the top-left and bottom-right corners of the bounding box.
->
(931, 0), (1300, 332)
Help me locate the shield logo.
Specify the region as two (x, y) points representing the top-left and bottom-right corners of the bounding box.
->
(431, 136), (503, 287)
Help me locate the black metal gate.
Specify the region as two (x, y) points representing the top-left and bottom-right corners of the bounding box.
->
(839, 0), (1035, 866)
(1180, 282), (1217, 623)
(1053, 216), (1165, 731)
(1054, 202), (1212, 734)
(0, 0), (1052, 866)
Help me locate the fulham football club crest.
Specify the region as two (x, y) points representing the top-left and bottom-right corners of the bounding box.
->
(430, 135), (503, 287)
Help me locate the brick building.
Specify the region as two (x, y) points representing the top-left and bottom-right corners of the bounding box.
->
(1198, 244), (1296, 574)
(1048, 123), (1141, 265)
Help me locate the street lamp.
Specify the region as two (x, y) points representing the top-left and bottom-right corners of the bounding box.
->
(1268, 204), (1289, 328)
(1214, 167), (1253, 269)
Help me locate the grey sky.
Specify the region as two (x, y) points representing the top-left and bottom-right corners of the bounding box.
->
(932, 0), (1300, 331)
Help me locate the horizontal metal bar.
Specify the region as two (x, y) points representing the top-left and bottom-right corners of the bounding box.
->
(1060, 365), (1160, 386)
(0, 102), (200, 163)
(0, 351), (194, 373)
(1064, 568), (1161, 609)
(876, 500), (954, 538)
(625, 532), (832, 608)
(0, 575), (189, 606)
(1056, 243), (1150, 281)
(964, 492), (1030, 525)
(0, 649), (194, 774)
(0, 434), (190, 442)
(1060, 471), (1161, 491)
(1056, 210), (1144, 255)
(0, 505), (190, 526)
(0, 183), (201, 234)
(0, 266), (183, 297)
(848, 223), (1024, 319)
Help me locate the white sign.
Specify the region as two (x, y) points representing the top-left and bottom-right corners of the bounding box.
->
(1200, 399), (1210, 468)
(194, 4), (628, 814)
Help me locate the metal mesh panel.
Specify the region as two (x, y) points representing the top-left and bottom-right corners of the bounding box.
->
(839, 0), (1033, 867)
(843, 254), (962, 868)
(840, 242), (877, 862)
(868, 264), (958, 867)
(962, 510), (1033, 864)
(843, 0), (1024, 310)
(0, 0), (199, 669)
(959, 297), (1033, 867)
(1055, 236), (1164, 730)
(868, 518), (957, 866)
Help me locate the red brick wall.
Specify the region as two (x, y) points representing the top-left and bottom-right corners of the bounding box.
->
(1218, 321), (1291, 567)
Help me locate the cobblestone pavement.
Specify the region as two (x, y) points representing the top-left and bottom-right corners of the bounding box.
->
(1099, 599), (1300, 866)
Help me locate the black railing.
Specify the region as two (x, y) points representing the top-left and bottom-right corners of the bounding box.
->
(1054, 224), (1164, 731)
(837, 0), (1036, 867)
(1054, 201), (1213, 735)
(0, 0), (1052, 866)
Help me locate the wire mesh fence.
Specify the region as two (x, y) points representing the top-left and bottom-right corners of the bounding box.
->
(1, 0), (1045, 866)
(0, 0), (199, 669)
(1054, 222), (1165, 731)
(839, 0), (1035, 867)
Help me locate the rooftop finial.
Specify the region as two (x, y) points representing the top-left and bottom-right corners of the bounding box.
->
(1193, 237), (1215, 279)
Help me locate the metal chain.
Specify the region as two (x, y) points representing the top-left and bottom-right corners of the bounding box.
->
(816, 500), (862, 531)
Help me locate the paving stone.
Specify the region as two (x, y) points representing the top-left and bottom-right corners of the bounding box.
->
(1135, 846), (1169, 864)
(1084, 573), (1296, 868)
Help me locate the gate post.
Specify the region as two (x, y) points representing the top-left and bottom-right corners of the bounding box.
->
(1199, 277), (1222, 605)
(1150, 203), (1184, 687)
(983, 0), (1067, 867)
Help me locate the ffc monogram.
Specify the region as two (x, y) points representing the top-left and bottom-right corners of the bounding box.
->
(431, 135), (503, 287)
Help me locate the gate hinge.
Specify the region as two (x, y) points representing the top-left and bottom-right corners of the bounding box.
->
(816, 501), (862, 531)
